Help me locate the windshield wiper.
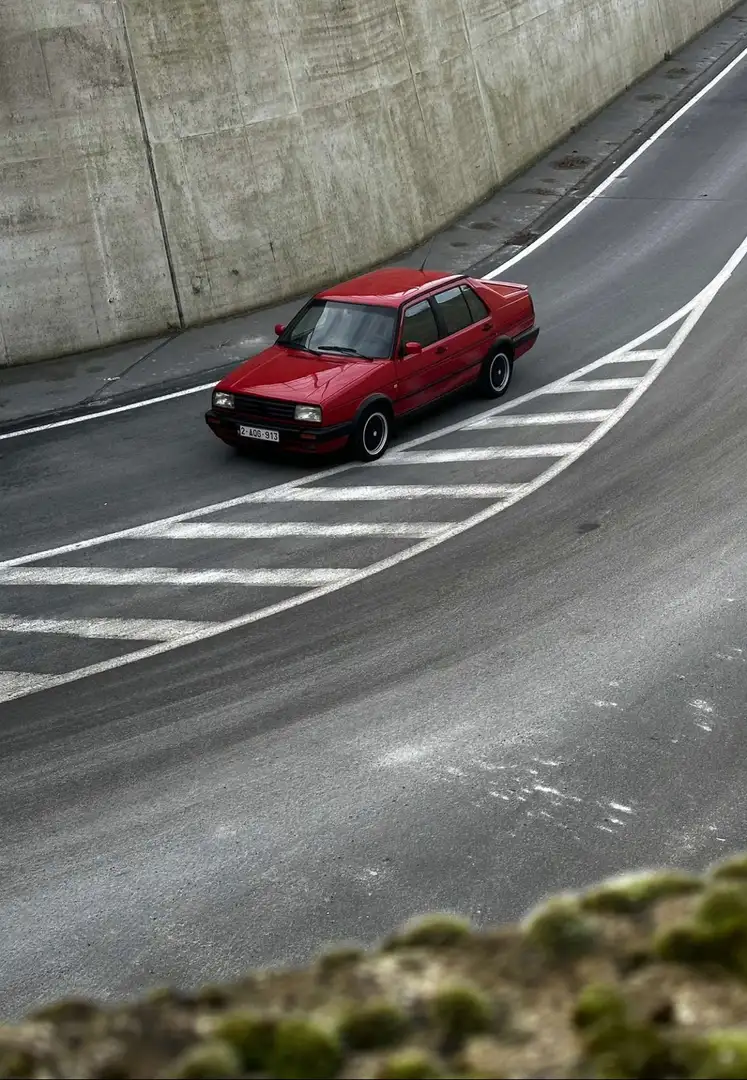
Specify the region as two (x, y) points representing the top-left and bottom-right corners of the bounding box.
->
(315, 345), (370, 358)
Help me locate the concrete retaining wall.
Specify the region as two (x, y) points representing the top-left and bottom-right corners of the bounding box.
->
(0, 2), (179, 364)
(0, 0), (738, 365)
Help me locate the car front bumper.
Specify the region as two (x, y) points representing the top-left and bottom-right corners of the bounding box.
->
(204, 410), (352, 454)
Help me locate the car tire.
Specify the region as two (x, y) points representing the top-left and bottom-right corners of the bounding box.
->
(478, 347), (513, 398)
(352, 404), (392, 462)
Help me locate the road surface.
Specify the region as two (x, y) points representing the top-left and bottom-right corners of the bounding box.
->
(1, 17), (747, 1020)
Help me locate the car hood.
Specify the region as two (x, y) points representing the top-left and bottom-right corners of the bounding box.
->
(220, 345), (379, 404)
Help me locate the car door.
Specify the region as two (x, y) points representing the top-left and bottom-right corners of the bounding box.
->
(393, 298), (447, 415)
(430, 283), (494, 390)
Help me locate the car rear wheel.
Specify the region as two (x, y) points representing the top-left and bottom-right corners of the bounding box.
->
(352, 404), (391, 462)
(478, 348), (513, 398)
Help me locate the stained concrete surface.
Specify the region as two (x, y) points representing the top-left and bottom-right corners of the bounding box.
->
(1, 5), (746, 426)
(0, 0), (741, 364)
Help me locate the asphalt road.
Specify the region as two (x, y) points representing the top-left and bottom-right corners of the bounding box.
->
(3, 26), (747, 561)
(2, 29), (747, 1019)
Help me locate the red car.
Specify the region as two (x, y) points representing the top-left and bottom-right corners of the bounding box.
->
(205, 268), (539, 461)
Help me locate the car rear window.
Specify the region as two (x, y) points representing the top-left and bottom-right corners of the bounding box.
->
(402, 299), (439, 349)
(433, 286), (474, 335)
(279, 300), (397, 359)
(460, 284), (490, 321)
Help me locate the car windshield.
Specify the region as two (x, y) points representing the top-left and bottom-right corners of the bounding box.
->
(278, 300), (396, 360)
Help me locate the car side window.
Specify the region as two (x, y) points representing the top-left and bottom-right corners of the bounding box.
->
(401, 299), (439, 350)
(433, 286), (474, 336)
(460, 284), (490, 321)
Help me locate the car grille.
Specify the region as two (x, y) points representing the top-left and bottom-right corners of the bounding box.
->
(232, 393), (298, 423)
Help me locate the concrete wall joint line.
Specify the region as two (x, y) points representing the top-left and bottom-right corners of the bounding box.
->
(116, 0), (185, 329)
(1, 0), (743, 364)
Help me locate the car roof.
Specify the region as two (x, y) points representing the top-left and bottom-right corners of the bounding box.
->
(316, 268), (464, 308)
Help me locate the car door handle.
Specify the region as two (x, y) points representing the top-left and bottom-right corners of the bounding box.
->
(481, 322), (493, 331)
(435, 346), (447, 354)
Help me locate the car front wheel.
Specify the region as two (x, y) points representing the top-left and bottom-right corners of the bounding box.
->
(478, 348), (513, 398)
(352, 404), (391, 462)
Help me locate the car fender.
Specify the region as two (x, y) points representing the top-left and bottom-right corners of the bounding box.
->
(351, 392), (395, 427)
(490, 334), (516, 361)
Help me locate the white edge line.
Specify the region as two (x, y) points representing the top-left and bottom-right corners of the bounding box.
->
(0, 616), (217, 642)
(0, 382), (217, 441)
(2, 40), (745, 444)
(0, 299), (693, 571)
(482, 40), (747, 279)
(0, 672), (58, 696)
(3, 228), (746, 703)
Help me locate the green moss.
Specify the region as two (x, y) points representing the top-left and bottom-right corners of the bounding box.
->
(580, 1018), (674, 1079)
(685, 1030), (747, 1079)
(572, 983), (628, 1031)
(338, 998), (409, 1050)
(573, 981), (680, 1079)
(0, 1047), (35, 1079)
(376, 1048), (444, 1078)
(580, 871), (702, 915)
(211, 1008), (276, 1070)
(268, 1017), (342, 1079)
(711, 855), (747, 882)
(655, 883), (747, 977)
(656, 922), (716, 965)
(194, 985), (230, 1009)
(30, 997), (99, 1022)
(383, 914), (473, 951)
(145, 986), (179, 1005)
(429, 982), (493, 1047)
(523, 897), (597, 960)
(697, 883), (747, 929)
(160, 1039), (242, 1079)
(316, 945), (365, 976)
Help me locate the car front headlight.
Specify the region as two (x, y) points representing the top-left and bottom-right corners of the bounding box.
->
(213, 390), (234, 409)
(294, 404), (322, 423)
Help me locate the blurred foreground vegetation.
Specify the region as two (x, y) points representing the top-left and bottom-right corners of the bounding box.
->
(5, 855), (747, 1077)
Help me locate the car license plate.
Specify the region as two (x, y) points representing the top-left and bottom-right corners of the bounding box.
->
(238, 425), (280, 443)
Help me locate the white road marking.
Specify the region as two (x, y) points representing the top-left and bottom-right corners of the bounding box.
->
(0, 671), (57, 697)
(606, 349), (664, 363)
(4, 227), (747, 703)
(0, 302), (692, 572)
(546, 378), (642, 392)
(2, 41), (745, 444)
(0, 568), (352, 588)
(141, 522), (450, 540)
(381, 446), (581, 464)
(482, 40), (747, 277)
(534, 784), (582, 803)
(0, 615), (215, 641)
(470, 411), (614, 427)
(0, 381), (217, 442)
(249, 484), (522, 501)
(689, 699), (714, 714)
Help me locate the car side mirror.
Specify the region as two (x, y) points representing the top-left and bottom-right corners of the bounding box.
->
(275, 323), (285, 336)
(404, 341), (423, 355)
